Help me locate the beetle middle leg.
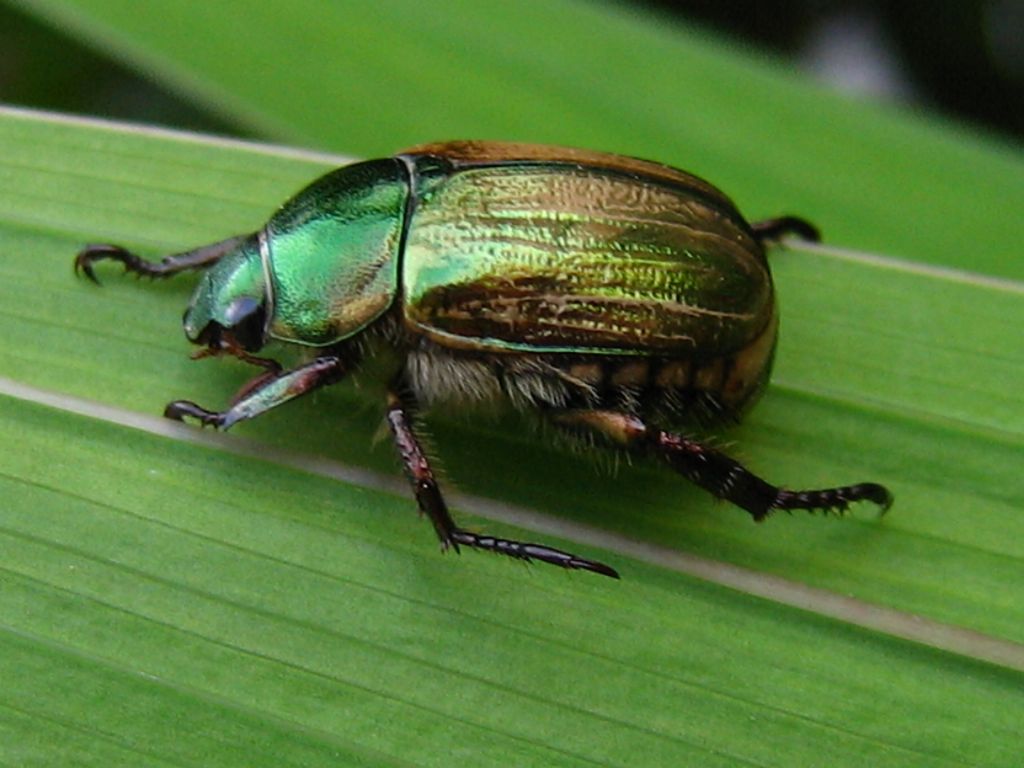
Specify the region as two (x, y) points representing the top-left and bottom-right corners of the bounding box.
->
(551, 409), (892, 520)
(75, 233), (252, 283)
(385, 386), (619, 578)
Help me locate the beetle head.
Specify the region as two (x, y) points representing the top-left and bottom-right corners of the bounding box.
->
(183, 236), (270, 353)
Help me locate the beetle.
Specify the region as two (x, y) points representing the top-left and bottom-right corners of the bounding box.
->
(75, 140), (892, 579)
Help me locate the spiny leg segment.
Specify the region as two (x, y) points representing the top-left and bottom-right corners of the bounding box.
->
(162, 354), (618, 577)
(552, 410), (892, 521)
(386, 387), (619, 578)
(164, 356), (348, 430)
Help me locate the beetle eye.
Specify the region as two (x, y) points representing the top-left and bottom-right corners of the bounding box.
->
(223, 297), (266, 351)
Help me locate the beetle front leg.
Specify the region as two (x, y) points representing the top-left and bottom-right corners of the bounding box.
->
(551, 410), (892, 520)
(385, 389), (619, 578)
(75, 233), (252, 283)
(165, 356), (348, 430)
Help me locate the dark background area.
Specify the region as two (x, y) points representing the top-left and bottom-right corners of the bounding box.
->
(641, 0), (1024, 142)
(0, 0), (1022, 145)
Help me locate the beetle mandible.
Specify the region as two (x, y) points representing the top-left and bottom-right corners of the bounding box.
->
(75, 141), (892, 579)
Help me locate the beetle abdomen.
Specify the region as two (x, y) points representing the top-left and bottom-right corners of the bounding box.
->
(402, 320), (776, 424)
(400, 151), (773, 358)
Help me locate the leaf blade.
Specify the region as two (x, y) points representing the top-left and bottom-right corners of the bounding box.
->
(1, 107), (1022, 648)
(3, 393), (1024, 767)
(11, 0), (1024, 277)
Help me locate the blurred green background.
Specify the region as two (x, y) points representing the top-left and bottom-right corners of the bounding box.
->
(2, 0), (1022, 143)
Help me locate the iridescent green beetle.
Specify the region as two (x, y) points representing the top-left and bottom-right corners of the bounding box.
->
(76, 141), (891, 578)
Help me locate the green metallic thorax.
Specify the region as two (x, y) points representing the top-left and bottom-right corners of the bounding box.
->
(264, 158), (408, 346)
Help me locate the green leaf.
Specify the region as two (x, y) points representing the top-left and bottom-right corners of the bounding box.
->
(11, 0), (1024, 278)
(2, 104), (1023, 768)
(6, 394), (1023, 768)
(2, 0), (1024, 763)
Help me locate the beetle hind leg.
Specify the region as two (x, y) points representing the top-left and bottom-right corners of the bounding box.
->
(750, 216), (820, 245)
(385, 388), (619, 578)
(75, 233), (251, 284)
(551, 409), (892, 520)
